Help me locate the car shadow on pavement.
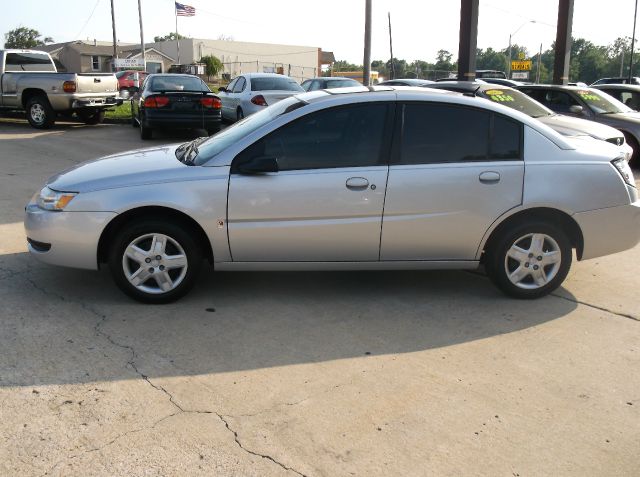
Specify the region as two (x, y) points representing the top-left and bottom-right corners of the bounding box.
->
(0, 252), (578, 387)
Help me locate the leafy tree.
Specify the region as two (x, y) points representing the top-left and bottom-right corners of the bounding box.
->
(386, 58), (407, 79)
(4, 27), (53, 48)
(201, 54), (223, 80)
(434, 50), (455, 71)
(476, 47), (507, 72)
(333, 60), (362, 71)
(153, 32), (187, 42)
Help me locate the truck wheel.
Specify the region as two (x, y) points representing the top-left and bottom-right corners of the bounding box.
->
(108, 219), (202, 303)
(77, 110), (105, 125)
(26, 96), (56, 129)
(485, 222), (572, 299)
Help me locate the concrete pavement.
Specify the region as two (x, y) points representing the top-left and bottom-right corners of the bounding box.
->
(0, 117), (638, 476)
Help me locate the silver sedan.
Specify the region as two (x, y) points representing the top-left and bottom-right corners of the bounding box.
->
(217, 73), (304, 122)
(25, 87), (640, 303)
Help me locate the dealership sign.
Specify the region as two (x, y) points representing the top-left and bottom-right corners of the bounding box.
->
(511, 60), (532, 71)
(114, 58), (145, 68)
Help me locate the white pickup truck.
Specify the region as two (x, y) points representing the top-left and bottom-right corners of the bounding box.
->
(0, 49), (122, 128)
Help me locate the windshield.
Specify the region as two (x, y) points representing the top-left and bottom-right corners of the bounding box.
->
(150, 76), (209, 92)
(481, 88), (553, 118)
(575, 89), (633, 114)
(192, 96), (306, 166)
(251, 77), (304, 92)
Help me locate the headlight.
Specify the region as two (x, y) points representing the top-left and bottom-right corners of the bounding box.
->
(36, 186), (77, 211)
(611, 157), (636, 187)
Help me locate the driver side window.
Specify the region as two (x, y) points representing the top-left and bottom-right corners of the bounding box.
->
(234, 103), (390, 172)
(233, 77), (246, 93)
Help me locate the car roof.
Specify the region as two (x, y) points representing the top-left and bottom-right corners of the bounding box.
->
(592, 84), (640, 91)
(517, 84), (592, 91)
(425, 81), (506, 93)
(240, 72), (293, 79)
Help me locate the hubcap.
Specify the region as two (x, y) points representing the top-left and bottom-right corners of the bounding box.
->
(504, 233), (561, 290)
(30, 104), (45, 124)
(122, 233), (188, 295)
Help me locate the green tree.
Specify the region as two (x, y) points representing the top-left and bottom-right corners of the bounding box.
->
(4, 27), (53, 48)
(434, 50), (455, 71)
(476, 47), (507, 72)
(200, 54), (223, 81)
(153, 32), (187, 42)
(333, 60), (362, 72)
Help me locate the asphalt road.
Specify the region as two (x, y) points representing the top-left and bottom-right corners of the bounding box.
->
(0, 117), (639, 476)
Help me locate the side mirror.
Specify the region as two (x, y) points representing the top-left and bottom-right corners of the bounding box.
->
(237, 156), (279, 174)
(218, 86), (227, 93)
(569, 105), (584, 114)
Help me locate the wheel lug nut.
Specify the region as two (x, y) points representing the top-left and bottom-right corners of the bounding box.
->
(155, 255), (161, 260)
(525, 262), (530, 268)
(159, 265), (165, 271)
(148, 267), (154, 273)
(528, 253), (534, 258)
(145, 258), (151, 263)
(537, 256), (543, 261)
(533, 265), (539, 270)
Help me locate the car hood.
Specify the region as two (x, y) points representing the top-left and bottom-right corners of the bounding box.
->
(539, 114), (623, 141)
(46, 144), (206, 193)
(596, 111), (640, 129)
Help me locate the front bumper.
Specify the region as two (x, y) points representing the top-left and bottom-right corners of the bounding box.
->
(574, 199), (640, 260)
(24, 203), (116, 270)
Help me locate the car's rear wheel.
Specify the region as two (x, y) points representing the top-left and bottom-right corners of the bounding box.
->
(108, 219), (202, 303)
(206, 125), (220, 136)
(26, 96), (56, 129)
(140, 115), (152, 139)
(485, 222), (572, 299)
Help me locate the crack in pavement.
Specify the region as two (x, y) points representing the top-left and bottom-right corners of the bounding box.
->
(550, 292), (639, 322)
(23, 276), (309, 477)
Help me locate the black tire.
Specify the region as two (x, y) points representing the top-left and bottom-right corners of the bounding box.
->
(236, 107), (244, 122)
(77, 110), (105, 125)
(485, 222), (572, 299)
(26, 96), (56, 129)
(108, 219), (203, 303)
(140, 115), (152, 139)
(131, 102), (138, 128)
(623, 133), (639, 168)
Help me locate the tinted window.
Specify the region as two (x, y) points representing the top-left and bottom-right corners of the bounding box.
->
(491, 115), (521, 159)
(400, 103), (521, 164)
(149, 76), (209, 92)
(401, 103), (489, 164)
(250, 77), (304, 92)
(233, 77), (246, 93)
(300, 80), (311, 91)
(5, 52), (55, 72)
(481, 88), (553, 118)
(226, 78), (238, 92)
(235, 103), (388, 171)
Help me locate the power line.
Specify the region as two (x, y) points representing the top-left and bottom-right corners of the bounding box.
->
(72, 0), (102, 41)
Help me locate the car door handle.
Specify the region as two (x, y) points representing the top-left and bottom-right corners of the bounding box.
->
(479, 171), (501, 184)
(346, 177), (370, 190)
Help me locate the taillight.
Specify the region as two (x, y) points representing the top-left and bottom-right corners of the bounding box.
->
(144, 96), (170, 108)
(251, 94), (267, 106)
(63, 81), (76, 93)
(201, 97), (222, 109)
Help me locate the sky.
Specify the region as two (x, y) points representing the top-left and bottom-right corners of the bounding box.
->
(1, 0), (637, 64)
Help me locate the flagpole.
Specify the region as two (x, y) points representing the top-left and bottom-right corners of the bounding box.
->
(175, 3), (181, 64)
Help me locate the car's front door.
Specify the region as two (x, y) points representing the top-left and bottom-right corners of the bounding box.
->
(381, 102), (525, 261)
(220, 77), (238, 120)
(227, 102), (392, 262)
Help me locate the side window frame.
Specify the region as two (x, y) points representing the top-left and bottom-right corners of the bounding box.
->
(233, 77), (246, 93)
(226, 77), (238, 92)
(390, 101), (523, 166)
(232, 102), (395, 173)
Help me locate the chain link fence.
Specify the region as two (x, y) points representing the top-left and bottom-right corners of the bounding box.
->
(220, 61), (318, 83)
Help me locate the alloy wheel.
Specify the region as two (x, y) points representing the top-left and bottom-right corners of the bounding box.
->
(503, 233), (562, 289)
(30, 104), (46, 125)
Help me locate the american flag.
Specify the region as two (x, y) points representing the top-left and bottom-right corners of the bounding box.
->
(175, 2), (196, 16)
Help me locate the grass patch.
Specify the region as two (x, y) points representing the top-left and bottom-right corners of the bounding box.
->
(105, 102), (132, 120)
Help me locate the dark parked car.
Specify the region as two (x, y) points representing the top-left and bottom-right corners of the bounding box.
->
(591, 77), (640, 86)
(482, 78), (525, 87)
(592, 84), (640, 110)
(131, 74), (221, 140)
(476, 70), (507, 79)
(377, 78), (434, 86)
(517, 84), (640, 163)
(300, 77), (361, 91)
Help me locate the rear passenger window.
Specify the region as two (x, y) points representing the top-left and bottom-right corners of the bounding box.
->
(399, 103), (521, 164)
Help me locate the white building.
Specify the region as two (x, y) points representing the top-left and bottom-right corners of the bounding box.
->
(150, 38), (333, 81)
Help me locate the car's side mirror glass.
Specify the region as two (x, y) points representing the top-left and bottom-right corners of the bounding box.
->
(237, 156), (279, 174)
(569, 105), (583, 114)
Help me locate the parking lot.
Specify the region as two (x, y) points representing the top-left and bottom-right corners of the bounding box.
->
(1, 117), (639, 476)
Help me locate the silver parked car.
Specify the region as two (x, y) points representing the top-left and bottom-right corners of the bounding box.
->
(25, 87), (640, 303)
(218, 73), (304, 122)
(301, 77), (361, 91)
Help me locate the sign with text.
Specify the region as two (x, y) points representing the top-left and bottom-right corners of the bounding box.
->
(114, 58), (145, 69)
(511, 71), (529, 80)
(511, 60), (532, 71)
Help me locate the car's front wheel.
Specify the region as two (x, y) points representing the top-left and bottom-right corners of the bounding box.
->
(108, 219), (202, 303)
(485, 222), (572, 299)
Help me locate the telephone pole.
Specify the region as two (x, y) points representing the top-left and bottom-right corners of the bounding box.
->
(363, 0), (372, 86)
(138, 0), (146, 72)
(110, 0), (117, 66)
(388, 12), (395, 80)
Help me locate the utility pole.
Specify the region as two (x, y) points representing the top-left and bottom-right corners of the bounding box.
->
(630, 0), (638, 82)
(363, 0), (372, 86)
(388, 12), (395, 80)
(536, 43), (542, 83)
(138, 0), (146, 72)
(110, 0), (117, 70)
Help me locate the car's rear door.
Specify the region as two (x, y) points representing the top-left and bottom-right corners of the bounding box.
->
(380, 102), (524, 261)
(227, 101), (393, 262)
